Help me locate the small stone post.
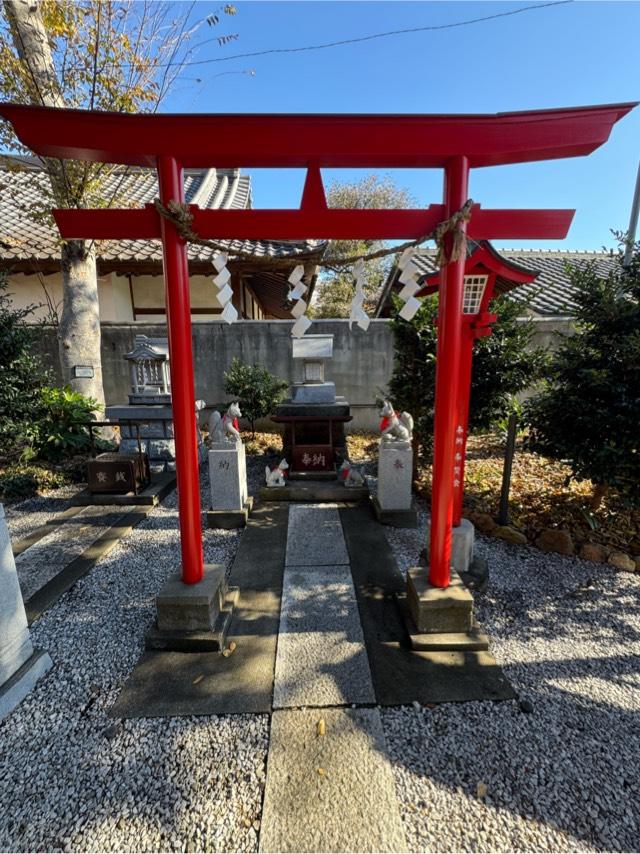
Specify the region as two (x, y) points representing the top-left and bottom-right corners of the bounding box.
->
(0, 504), (52, 720)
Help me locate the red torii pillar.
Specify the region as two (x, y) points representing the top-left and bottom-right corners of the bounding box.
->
(416, 243), (538, 527)
(429, 155), (469, 587)
(157, 155), (204, 583)
(0, 102), (633, 592)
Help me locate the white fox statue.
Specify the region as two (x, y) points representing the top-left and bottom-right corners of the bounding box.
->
(379, 400), (414, 443)
(209, 402), (242, 444)
(265, 459), (289, 487)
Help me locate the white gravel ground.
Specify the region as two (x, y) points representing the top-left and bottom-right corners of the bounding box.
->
(0, 464), (267, 853)
(383, 502), (640, 853)
(3, 459), (639, 853)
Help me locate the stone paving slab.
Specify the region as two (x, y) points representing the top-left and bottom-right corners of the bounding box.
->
(260, 707), (407, 853)
(111, 505), (288, 717)
(16, 508), (125, 601)
(340, 505), (516, 705)
(285, 505), (349, 566)
(273, 565), (375, 709)
(11, 505), (85, 557)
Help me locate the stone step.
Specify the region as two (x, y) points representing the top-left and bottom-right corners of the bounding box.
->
(259, 480), (368, 503)
(288, 470), (338, 481)
(408, 623), (490, 652)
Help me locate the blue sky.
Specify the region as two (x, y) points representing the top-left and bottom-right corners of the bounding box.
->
(166, 1), (640, 249)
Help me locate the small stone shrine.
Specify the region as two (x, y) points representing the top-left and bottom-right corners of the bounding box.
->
(206, 403), (252, 529)
(271, 334), (352, 475)
(373, 400), (417, 527)
(0, 504), (52, 719)
(107, 335), (206, 474)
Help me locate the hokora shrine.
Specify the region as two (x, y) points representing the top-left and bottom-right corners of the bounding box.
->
(0, 101), (634, 648)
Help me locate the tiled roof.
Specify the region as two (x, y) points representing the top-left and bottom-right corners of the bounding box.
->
(0, 156), (322, 267)
(379, 244), (618, 317)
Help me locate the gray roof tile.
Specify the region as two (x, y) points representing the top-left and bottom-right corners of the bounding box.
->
(0, 157), (321, 266)
(384, 245), (617, 317)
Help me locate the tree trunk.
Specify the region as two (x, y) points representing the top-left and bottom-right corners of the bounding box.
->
(5, 0), (107, 408)
(59, 240), (105, 410)
(3, 0), (65, 107)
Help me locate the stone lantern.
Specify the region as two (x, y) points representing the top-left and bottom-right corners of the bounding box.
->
(107, 335), (206, 474)
(124, 335), (171, 405)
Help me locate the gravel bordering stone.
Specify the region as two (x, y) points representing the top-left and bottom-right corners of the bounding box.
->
(382, 497), (640, 852)
(0, 463), (267, 853)
(4, 484), (86, 544)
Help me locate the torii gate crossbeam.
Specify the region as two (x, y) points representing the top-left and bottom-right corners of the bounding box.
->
(1, 102), (633, 590)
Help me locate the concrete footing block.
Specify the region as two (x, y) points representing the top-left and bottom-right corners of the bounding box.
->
(406, 567), (473, 634)
(207, 498), (253, 530)
(0, 649), (53, 721)
(408, 623), (489, 651)
(146, 588), (239, 652)
(148, 564), (239, 652)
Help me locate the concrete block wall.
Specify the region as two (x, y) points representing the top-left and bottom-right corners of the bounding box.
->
(30, 316), (575, 433)
(34, 320), (396, 432)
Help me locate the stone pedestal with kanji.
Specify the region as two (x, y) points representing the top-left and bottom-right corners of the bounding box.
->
(206, 443), (252, 529)
(373, 440), (417, 528)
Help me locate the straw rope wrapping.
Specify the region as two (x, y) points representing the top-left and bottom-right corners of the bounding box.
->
(153, 197), (474, 270)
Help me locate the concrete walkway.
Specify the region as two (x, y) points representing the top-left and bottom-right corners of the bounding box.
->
(273, 505), (375, 709)
(261, 504), (407, 853)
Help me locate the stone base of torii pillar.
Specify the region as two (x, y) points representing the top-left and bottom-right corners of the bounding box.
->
(402, 516), (490, 652)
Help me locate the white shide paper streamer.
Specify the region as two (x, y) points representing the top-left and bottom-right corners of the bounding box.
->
(211, 253), (238, 324)
(396, 248), (422, 322)
(348, 258), (371, 331)
(289, 264), (313, 338)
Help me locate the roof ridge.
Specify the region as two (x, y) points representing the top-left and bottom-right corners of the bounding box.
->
(415, 245), (612, 255)
(499, 248), (611, 255)
(190, 168), (218, 207)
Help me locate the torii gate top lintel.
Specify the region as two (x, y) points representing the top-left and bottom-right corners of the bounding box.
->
(0, 101), (635, 168)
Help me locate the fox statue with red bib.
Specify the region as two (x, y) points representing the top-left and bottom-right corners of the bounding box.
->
(379, 400), (414, 444)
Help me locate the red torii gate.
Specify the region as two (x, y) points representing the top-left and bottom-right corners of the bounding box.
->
(1, 102), (634, 591)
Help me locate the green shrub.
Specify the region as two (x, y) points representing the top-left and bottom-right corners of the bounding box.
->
(223, 358), (288, 437)
(0, 464), (69, 503)
(24, 387), (102, 461)
(0, 277), (52, 455)
(525, 238), (640, 508)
